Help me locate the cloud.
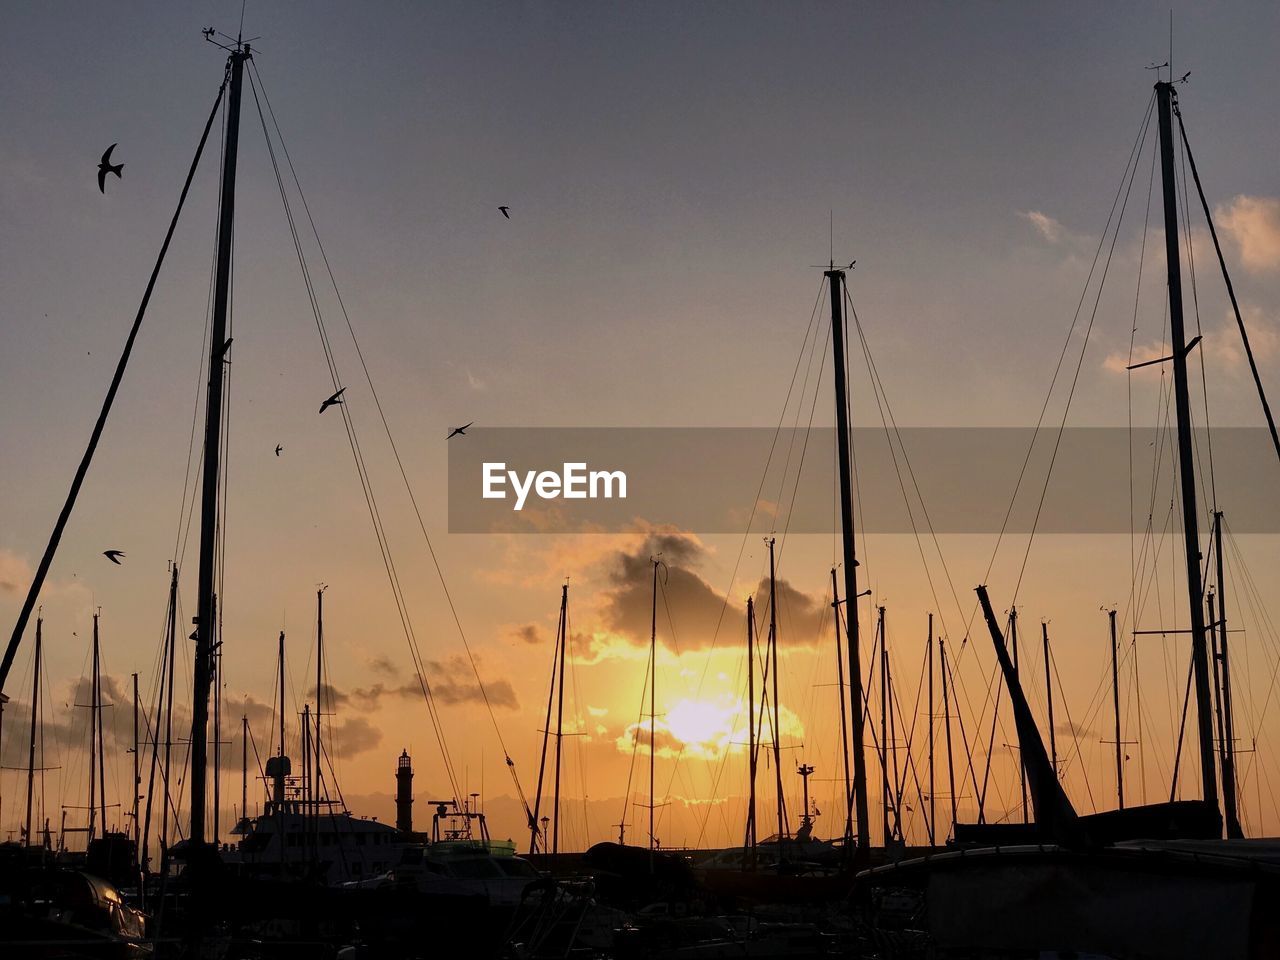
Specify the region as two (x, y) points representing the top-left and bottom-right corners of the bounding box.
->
(367, 655), (398, 677)
(507, 623), (548, 645)
(750, 575), (827, 646)
(425, 656), (518, 709)
(330, 716), (383, 757)
(0, 548), (33, 597)
(1019, 210), (1065, 244)
(1103, 307), (1280, 379)
(1055, 720), (1096, 740)
(1216, 195), (1280, 272)
(600, 533), (732, 651)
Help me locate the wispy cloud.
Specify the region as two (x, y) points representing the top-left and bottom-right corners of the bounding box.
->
(1019, 209), (1065, 244)
(1216, 195), (1280, 273)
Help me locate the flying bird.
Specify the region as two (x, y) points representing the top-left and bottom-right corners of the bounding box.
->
(498, 206), (510, 219)
(318, 387), (346, 414)
(97, 144), (124, 193)
(274, 444), (283, 456)
(103, 550), (125, 564)
(446, 421), (474, 439)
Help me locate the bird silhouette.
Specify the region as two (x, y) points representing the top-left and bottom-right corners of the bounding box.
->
(318, 388), (346, 414)
(498, 206), (510, 219)
(103, 550), (125, 564)
(274, 444), (283, 456)
(97, 144), (124, 193)
(446, 421), (474, 439)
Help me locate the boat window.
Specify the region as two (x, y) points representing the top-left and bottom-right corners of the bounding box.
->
(448, 858), (503, 878)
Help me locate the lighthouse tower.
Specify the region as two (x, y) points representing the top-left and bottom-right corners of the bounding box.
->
(396, 749), (414, 833)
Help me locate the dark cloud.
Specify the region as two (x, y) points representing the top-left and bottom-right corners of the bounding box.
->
(367, 655), (398, 677)
(1055, 720), (1096, 740)
(599, 533), (824, 651)
(424, 656), (518, 709)
(750, 575), (827, 646)
(330, 716), (383, 757)
(509, 623), (547, 645)
(602, 534), (730, 651)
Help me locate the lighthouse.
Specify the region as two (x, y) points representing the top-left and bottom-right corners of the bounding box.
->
(396, 749), (414, 833)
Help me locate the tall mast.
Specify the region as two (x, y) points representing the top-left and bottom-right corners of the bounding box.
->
(132, 672), (140, 855)
(745, 595), (758, 858)
(1213, 512), (1242, 837)
(878, 606), (889, 844)
(1155, 79), (1218, 815)
(826, 267), (870, 858)
(277, 631), (286, 761)
(552, 583), (568, 858)
(648, 557), (659, 867)
(212, 595), (221, 844)
(1043, 622), (1057, 772)
(528, 591), (559, 855)
(189, 41), (248, 848)
(161, 566), (178, 866)
(767, 538), (787, 842)
(831, 569), (852, 844)
(1011, 608), (1027, 822)
(941, 637), (957, 837)
(1109, 609), (1124, 809)
(926, 614), (935, 846)
(241, 715), (248, 824)
(24, 616), (41, 847)
(886, 619), (902, 842)
(314, 587), (325, 810)
(89, 611), (105, 842)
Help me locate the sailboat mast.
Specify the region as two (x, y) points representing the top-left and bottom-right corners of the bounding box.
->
(1155, 79), (1218, 815)
(277, 631), (285, 761)
(1011, 608), (1028, 822)
(649, 557), (659, 866)
(528, 593), (558, 855)
(189, 42), (248, 848)
(745, 595), (758, 857)
(1109, 609), (1124, 808)
(826, 267), (870, 858)
(1213, 512), (1242, 837)
(878, 606), (889, 844)
(1043, 622), (1057, 771)
(552, 583), (568, 858)
(926, 614), (935, 846)
(24, 616), (41, 847)
(941, 637), (957, 837)
(90, 611), (105, 841)
(161, 566), (177, 863)
(831, 569), (852, 843)
(132, 672), (140, 853)
(241, 715), (248, 824)
(315, 587), (325, 808)
(767, 538), (787, 841)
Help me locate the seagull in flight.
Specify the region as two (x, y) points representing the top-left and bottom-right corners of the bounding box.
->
(447, 422), (474, 439)
(498, 206), (510, 219)
(97, 144), (124, 193)
(318, 388), (346, 414)
(275, 444), (283, 457)
(103, 550), (126, 565)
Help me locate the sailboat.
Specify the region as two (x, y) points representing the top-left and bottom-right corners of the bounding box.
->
(857, 75), (1280, 960)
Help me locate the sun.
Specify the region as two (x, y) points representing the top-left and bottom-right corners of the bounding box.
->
(664, 697), (740, 757)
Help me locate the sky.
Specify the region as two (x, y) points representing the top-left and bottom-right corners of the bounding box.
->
(2, 1), (1280, 851)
